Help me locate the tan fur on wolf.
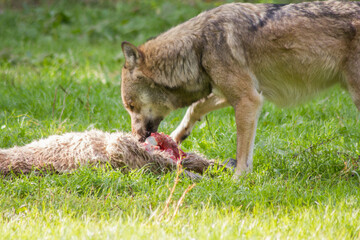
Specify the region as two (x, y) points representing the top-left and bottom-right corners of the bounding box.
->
(0, 130), (212, 176)
(121, 0), (360, 175)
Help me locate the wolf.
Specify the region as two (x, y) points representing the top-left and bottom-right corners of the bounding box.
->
(121, 0), (360, 175)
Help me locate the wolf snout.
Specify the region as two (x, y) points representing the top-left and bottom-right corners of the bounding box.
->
(132, 122), (157, 142)
(133, 130), (151, 142)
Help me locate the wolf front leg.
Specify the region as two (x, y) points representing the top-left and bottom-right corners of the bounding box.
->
(232, 91), (263, 175)
(207, 65), (263, 174)
(171, 93), (229, 143)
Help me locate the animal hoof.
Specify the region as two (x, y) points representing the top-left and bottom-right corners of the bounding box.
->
(221, 158), (237, 171)
(183, 170), (203, 181)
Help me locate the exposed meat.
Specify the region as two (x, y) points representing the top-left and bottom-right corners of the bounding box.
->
(144, 132), (187, 162)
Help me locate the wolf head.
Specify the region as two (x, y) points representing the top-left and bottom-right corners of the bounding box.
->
(121, 42), (174, 141)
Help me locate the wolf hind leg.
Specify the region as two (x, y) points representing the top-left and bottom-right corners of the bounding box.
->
(343, 22), (360, 111)
(170, 93), (229, 143)
(347, 79), (360, 111)
(344, 53), (360, 111)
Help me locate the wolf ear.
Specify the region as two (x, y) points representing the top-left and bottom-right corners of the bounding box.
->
(121, 42), (143, 69)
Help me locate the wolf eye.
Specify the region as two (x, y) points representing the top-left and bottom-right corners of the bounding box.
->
(137, 76), (146, 81)
(129, 104), (135, 111)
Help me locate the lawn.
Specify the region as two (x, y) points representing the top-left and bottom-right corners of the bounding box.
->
(0, 0), (360, 239)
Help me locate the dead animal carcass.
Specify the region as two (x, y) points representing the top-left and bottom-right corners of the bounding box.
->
(0, 130), (214, 177)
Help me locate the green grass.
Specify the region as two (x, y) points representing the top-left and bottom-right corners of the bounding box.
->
(1, 0), (360, 239)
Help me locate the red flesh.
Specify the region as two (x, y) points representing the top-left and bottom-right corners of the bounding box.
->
(143, 132), (187, 162)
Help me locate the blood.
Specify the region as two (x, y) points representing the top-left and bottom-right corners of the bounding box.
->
(143, 132), (187, 162)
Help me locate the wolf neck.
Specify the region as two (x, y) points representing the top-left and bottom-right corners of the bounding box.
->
(139, 16), (207, 90)
(142, 34), (213, 109)
(166, 84), (212, 109)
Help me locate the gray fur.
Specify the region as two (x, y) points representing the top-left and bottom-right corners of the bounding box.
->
(121, 0), (360, 175)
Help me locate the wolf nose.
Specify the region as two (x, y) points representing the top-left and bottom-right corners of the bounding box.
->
(144, 130), (152, 139)
(136, 130), (151, 142)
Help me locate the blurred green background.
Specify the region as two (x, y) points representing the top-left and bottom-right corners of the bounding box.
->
(1, 1), (360, 239)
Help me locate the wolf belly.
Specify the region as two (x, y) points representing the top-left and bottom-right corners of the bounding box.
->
(254, 61), (344, 107)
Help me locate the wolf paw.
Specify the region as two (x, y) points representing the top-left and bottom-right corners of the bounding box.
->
(170, 128), (190, 144)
